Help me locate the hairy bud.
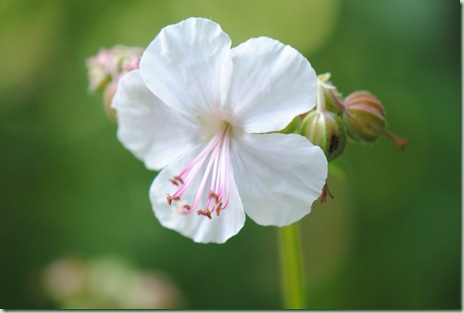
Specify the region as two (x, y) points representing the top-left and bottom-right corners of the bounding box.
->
(318, 73), (345, 113)
(342, 91), (408, 149)
(86, 46), (143, 92)
(301, 110), (347, 162)
(103, 82), (118, 123)
(342, 91), (385, 143)
(86, 45), (143, 122)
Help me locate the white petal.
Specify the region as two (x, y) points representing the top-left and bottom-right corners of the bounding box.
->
(221, 37), (317, 133)
(140, 18), (231, 116)
(112, 70), (200, 170)
(150, 145), (246, 244)
(231, 132), (327, 226)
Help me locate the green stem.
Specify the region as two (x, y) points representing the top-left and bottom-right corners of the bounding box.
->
(278, 222), (306, 309)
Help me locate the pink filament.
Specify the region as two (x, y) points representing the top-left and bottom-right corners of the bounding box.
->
(167, 123), (232, 218)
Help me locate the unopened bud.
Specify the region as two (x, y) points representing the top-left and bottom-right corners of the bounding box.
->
(86, 49), (113, 93)
(342, 91), (408, 150)
(86, 45), (143, 121)
(103, 82), (118, 123)
(317, 73), (345, 113)
(342, 91), (386, 142)
(86, 46), (143, 92)
(301, 110), (347, 162)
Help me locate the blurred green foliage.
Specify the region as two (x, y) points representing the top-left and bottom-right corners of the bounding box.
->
(0, 0), (460, 309)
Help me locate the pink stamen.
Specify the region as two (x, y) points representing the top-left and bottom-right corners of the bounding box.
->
(166, 194), (180, 205)
(221, 131), (232, 209)
(166, 123), (233, 219)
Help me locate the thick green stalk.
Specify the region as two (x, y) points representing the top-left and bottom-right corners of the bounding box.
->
(278, 222), (306, 309)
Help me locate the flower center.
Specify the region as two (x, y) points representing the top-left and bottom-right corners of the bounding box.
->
(166, 122), (232, 219)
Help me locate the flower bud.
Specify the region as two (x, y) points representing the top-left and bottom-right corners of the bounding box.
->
(342, 91), (386, 142)
(342, 91), (408, 150)
(86, 48), (113, 93)
(86, 45), (143, 122)
(301, 110), (347, 162)
(103, 82), (118, 123)
(86, 45), (143, 93)
(317, 73), (345, 113)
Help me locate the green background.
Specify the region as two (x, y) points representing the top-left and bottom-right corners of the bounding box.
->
(0, 0), (460, 309)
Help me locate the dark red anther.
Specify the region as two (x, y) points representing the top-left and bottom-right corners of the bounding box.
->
(215, 202), (223, 216)
(175, 176), (184, 184)
(197, 209), (212, 219)
(166, 194), (180, 205)
(209, 191), (219, 204)
(170, 176), (185, 186)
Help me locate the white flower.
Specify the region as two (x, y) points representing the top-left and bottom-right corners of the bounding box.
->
(112, 18), (328, 243)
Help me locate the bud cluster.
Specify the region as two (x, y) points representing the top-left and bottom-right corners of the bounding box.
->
(296, 73), (408, 163)
(86, 45), (143, 121)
